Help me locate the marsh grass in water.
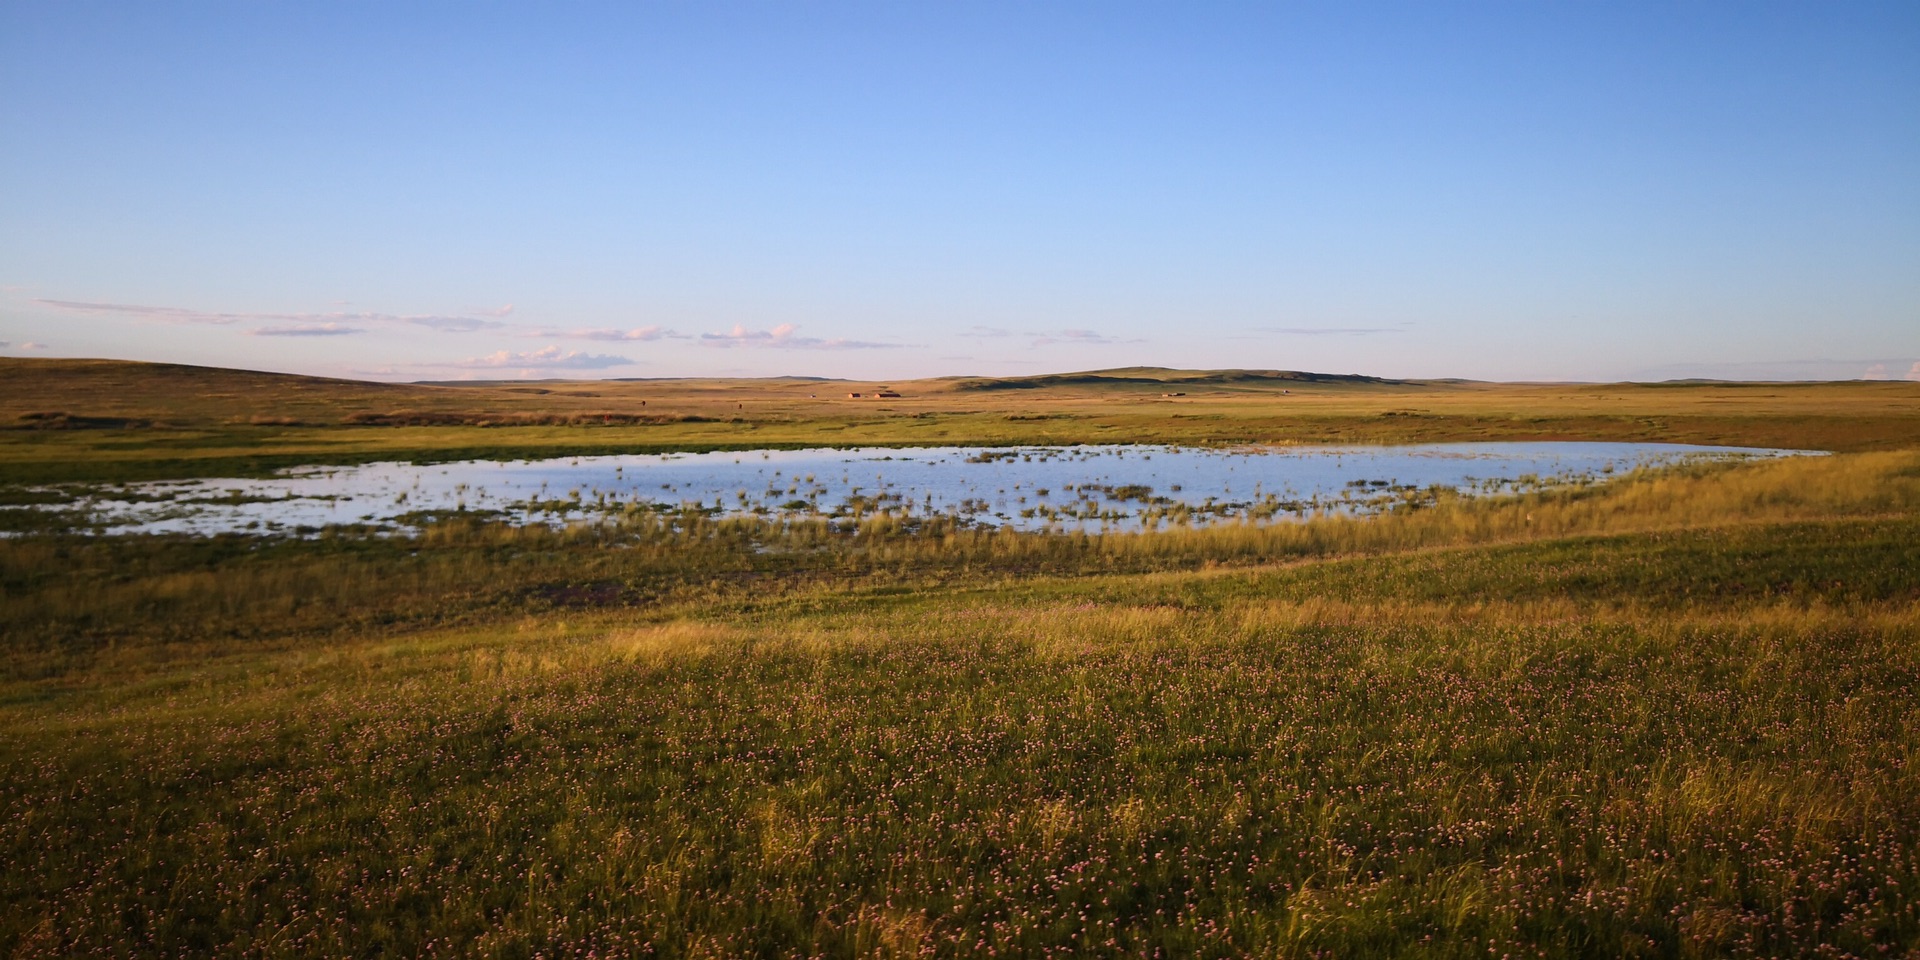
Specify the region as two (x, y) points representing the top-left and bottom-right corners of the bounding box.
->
(5, 441), (1799, 537)
(2, 451), (1919, 957)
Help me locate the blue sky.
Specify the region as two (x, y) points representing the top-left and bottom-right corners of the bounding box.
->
(1, 1), (1915, 382)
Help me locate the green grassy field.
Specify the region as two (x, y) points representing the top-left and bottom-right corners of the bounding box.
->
(3, 360), (1918, 957)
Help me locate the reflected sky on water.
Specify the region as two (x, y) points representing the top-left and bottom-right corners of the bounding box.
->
(53, 442), (1810, 536)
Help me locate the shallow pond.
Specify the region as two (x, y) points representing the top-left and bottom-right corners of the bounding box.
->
(38, 441), (1809, 537)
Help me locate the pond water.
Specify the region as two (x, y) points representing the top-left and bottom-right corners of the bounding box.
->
(42, 441), (1808, 537)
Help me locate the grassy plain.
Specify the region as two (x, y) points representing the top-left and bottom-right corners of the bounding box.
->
(4, 359), (1918, 484)
(3, 358), (1919, 957)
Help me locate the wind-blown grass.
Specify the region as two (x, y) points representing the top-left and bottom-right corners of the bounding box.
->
(2, 451), (1918, 957)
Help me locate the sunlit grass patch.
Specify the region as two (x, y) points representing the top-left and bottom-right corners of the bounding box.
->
(600, 621), (743, 665)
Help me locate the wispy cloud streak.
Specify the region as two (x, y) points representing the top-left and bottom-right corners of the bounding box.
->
(452, 346), (634, 370)
(700, 323), (900, 350)
(1029, 328), (1136, 346)
(529, 325), (686, 342)
(1255, 325), (1402, 336)
(35, 298), (508, 334)
(962, 325), (1139, 347)
(251, 323), (364, 337)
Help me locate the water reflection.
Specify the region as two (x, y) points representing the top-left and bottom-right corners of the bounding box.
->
(54, 442), (1805, 536)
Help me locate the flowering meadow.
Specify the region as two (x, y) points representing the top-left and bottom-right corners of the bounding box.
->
(3, 451), (1918, 957)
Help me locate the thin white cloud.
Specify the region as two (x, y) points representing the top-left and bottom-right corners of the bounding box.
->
(453, 346), (634, 370)
(406, 315), (502, 333)
(1028, 328), (1139, 347)
(1864, 362), (1891, 380)
(1908, 362), (1920, 382)
(700, 323), (900, 350)
(37, 298), (252, 324)
(35, 298), (506, 333)
(19, 341), (47, 350)
(531, 325), (685, 342)
(251, 322), (364, 337)
(1256, 326), (1401, 336)
(962, 325), (1134, 346)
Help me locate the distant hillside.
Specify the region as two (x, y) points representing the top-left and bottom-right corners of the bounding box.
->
(1, 357), (412, 394)
(0, 358), (434, 425)
(944, 367), (1400, 391)
(0, 358), (722, 428)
